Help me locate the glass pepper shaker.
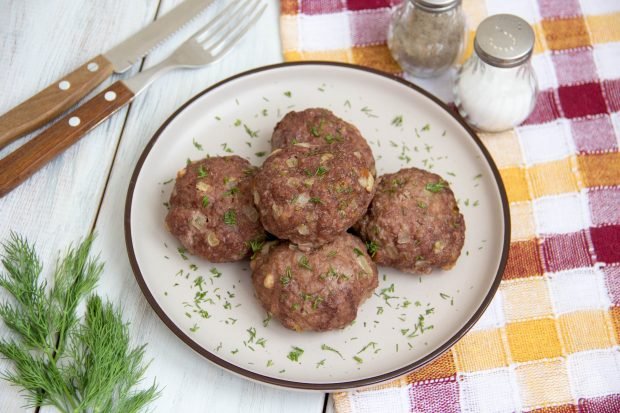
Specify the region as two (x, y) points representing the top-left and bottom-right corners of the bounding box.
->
(454, 14), (538, 132)
(388, 0), (466, 78)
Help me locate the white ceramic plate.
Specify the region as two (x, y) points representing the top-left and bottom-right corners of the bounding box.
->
(125, 62), (510, 390)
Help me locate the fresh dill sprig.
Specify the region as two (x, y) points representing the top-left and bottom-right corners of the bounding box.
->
(0, 233), (160, 413)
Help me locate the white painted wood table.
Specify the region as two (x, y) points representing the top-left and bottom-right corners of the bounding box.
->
(0, 1), (329, 411)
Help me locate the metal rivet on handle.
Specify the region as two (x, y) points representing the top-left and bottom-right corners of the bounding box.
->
(68, 116), (81, 127)
(87, 62), (99, 72)
(58, 80), (71, 90)
(104, 91), (117, 101)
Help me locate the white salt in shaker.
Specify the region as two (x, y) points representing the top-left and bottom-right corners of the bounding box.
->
(454, 14), (538, 132)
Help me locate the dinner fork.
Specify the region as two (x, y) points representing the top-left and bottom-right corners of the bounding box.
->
(0, 0), (266, 197)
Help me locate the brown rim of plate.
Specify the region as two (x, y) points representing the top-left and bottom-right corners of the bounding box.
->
(124, 61), (511, 391)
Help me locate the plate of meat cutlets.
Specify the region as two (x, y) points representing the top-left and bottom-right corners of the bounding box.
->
(125, 62), (510, 390)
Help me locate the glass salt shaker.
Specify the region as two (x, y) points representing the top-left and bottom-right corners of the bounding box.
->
(454, 14), (538, 132)
(388, 0), (466, 78)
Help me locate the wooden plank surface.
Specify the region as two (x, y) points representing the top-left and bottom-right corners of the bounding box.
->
(0, 1), (158, 411)
(1, 0), (327, 411)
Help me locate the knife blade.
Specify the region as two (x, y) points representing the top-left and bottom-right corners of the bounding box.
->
(104, 0), (214, 73)
(0, 0), (214, 150)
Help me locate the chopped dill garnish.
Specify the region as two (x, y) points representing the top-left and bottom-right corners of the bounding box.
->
(202, 196), (210, 208)
(224, 187), (239, 196)
(298, 255), (312, 270)
(287, 346), (304, 361)
(177, 247), (188, 260)
(361, 106), (378, 118)
(234, 119), (242, 127)
(197, 165), (208, 178)
(223, 209), (237, 225)
(280, 266), (293, 286)
(324, 134), (342, 144)
(248, 238), (264, 259)
(421, 123), (430, 131)
(366, 240), (379, 257)
(353, 356), (363, 364)
(357, 342), (378, 354)
(283, 91), (292, 98)
(391, 115), (403, 127)
(309, 197), (323, 204)
(246, 327), (257, 343)
(244, 124), (259, 138)
(312, 295), (324, 309)
(320, 344), (344, 359)
(425, 181), (447, 193)
(353, 247), (364, 256)
(193, 138), (203, 150)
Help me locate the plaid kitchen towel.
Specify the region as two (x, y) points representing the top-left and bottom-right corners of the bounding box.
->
(281, 1), (620, 412)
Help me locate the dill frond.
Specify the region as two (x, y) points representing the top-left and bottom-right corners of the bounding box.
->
(0, 232), (160, 412)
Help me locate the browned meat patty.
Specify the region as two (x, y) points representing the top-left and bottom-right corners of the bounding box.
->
(251, 233), (378, 331)
(271, 108), (376, 175)
(253, 143), (375, 250)
(165, 156), (265, 262)
(355, 167), (465, 274)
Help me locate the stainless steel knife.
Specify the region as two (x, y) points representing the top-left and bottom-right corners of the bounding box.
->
(0, 0), (214, 149)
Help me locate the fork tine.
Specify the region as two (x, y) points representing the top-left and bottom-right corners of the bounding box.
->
(192, 0), (246, 44)
(205, 2), (266, 59)
(199, 0), (261, 52)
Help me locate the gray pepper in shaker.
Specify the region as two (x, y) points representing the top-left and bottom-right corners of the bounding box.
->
(388, 0), (466, 78)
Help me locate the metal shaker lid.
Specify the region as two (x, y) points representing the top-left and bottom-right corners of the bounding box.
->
(413, 0), (461, 13)
(474, 14), (535, 68)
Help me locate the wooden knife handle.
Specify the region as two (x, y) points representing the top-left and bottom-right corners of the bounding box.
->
(0, 81), (134, 197)
(0, 54), (114, 149)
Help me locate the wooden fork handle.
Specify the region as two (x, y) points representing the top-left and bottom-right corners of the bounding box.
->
(0, 81), (134, 198)
(0, 54), (114, 149)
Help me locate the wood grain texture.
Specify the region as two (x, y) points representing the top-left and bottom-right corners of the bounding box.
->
(2, 0), (325, 412)
(0, 54), (114, 149)
(0, 1), (158, 412)
(0, 81), (134, 197)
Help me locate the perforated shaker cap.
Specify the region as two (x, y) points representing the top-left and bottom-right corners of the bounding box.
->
(474, 14), (535, 68)
(413, 0), (461, 13)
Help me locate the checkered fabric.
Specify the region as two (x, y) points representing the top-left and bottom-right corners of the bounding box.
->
(280, 1), (620, 412)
